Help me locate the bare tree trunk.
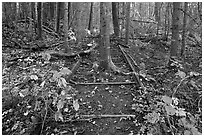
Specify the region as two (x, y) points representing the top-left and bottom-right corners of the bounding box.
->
(49, 2), (55, 20)
(29, 2), (33, 35)
(99, 2), (121, 73)
(15, 3), (19, 34)
(64, 2), (69, 53)
(68, 2), (71, 28)
(37, 2), (43, 40)
(112, 2), (120, 37)
(155, 2), (160, 36)
(88, 2), (93, 30)
(31, 2), (35, 20)
(125, 2), (130, 45)
(197, 2), (202, 21)
(164, 3), (169, 39)
(55, 2), (61, 33)
(171, 2), (181, 57)
(166, 3), (171, 41)
(181, 2), (188, 57)
(99, 2), (109, 71)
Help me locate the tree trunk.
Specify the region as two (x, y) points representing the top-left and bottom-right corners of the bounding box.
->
(171, 2), (181, 57)
(125, 2), (130, 45)
(155, 2), (160, 36)
(99, 2), (120, 73)
(64, 2), (69, 53)
(49, 2), (55, 20)
(112, 2), (120, 37)
(37, 2), (43, 40)
(197, 2), (202, 21)
(31, 2), (35, 20)
(68, 2), (71, 28)
(55, 2), (61, 33)
(181, 2), (188, 57)
(164, 3), (169, 39)
(88, 2), (93, 30)
(99, 2), (109, 71)
(29, 2), (33, 35)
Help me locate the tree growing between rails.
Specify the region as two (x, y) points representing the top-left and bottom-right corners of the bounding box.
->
(98, 2), (121, 73)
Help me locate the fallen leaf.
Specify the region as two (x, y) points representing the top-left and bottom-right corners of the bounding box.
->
(73, 99), (80, 111)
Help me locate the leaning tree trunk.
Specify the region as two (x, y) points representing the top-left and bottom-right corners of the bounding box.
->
(99, 2), (120, 73)
(181, 2), (188, 57)
(125, 2), (130, 45)
(112, 2), (119, 37)
(170, 2), (181, 57)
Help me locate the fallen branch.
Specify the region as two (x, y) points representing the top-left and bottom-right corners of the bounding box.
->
(54, 114), (136, 123)
(74, 81), (136, 85)
(132, 19), (157, 24)
(80, 114), (136, 118)
(49, 43), (97, 59)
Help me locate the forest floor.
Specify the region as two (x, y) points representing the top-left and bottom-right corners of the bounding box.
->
(2, 23), (202, 135)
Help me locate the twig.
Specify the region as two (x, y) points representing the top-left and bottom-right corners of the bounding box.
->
(40, 97), (48, 135)
(172, 76), (190, 98)
(166, 114), (174, 135)
(8, 68), (14, 100)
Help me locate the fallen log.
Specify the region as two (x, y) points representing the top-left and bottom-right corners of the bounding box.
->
(80, 114), (136, 118)
(49, 42), (97, 59)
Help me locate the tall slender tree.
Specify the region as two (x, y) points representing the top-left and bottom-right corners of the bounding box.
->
(181, 2), (188, 57)
(171, 2), (181, 57)
(68, 2), (71, 28)
(88, 2), (93, 30)
(64, 2), (69, 53)
(112, 2), (119, 37)
(155, 2), (160, 36)
(55, 2), (61, 33)
(125, 2), (130, 45)
(37, 2), (42, 40)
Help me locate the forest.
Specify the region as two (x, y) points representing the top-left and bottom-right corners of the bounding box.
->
(2, 2), (202, 135)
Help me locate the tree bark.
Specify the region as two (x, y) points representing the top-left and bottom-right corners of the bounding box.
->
(171, 2), (181, 57)
(37, 2), (43, 40)
(99, 2), (120, 73)
(125, 2), (130, 45)
(64, 2), (69, 53)
(181, 2), (188, 57)
(99, 2), (109, 71)
(155, 2), (160, 36)
(112, 2), (119, 37)
(68, 2), (71, 28)
(55, 2), (61, 34)
(88, 2), (93, 30)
